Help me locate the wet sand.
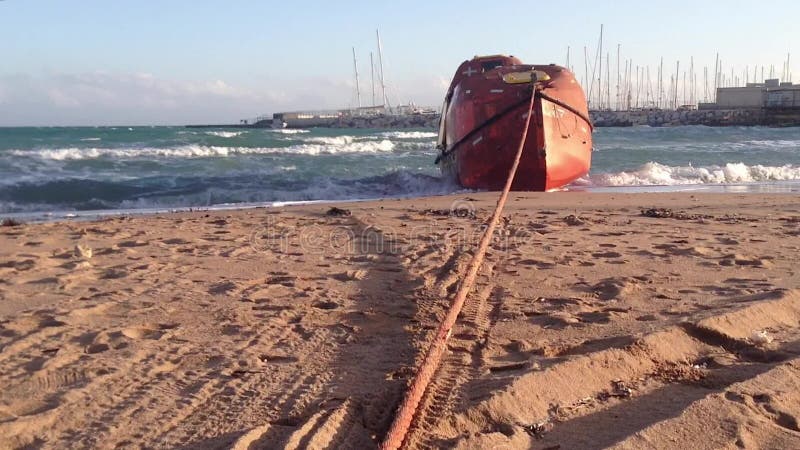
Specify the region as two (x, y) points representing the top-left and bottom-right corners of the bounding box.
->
(1, 192), (799, 449)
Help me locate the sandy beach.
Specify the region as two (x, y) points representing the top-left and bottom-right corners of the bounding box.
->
(1, 192), (799, 449)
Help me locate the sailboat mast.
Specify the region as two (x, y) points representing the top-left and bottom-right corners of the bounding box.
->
(352, 47), (361, 109)
(689, 64), (692, 105)
(622, 59), (628, 110)
(606, 52), (611, 109)
(658, 57), (664, 108)
(713, 53), (719, 102)
(598, 24), (603, 109)
(627, 59), (633, 109)
(616, 44), (620, 110)
(674, 60), (680, 109)
(682, 71), (686, 107)
(376, 29), (388, 110)
(584, 46), (590, 107)
(636, 65), (641, 109)
(370, 52), (375, 107)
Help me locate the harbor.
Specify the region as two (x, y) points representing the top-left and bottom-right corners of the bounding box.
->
(187, 25), (799, 130)
(187, 97), (800, 129)
(187, 68), (800, 130)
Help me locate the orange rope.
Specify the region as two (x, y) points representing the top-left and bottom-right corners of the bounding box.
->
(380, 85), (539, 450)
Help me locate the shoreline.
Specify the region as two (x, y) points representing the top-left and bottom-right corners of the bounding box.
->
(3, 180), (799, 224)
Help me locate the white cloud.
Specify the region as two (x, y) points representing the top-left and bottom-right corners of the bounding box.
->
(0, 71), (448, 126)
(46, 87), (81, 107)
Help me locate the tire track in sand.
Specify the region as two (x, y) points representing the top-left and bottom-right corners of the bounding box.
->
(403, 258), (502, 449)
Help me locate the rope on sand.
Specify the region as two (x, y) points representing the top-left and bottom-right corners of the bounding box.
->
(380, 82), (540, 450)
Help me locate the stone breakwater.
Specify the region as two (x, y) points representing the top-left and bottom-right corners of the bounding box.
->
(325, 108), (800, 129)
(333, 114), (440, 129)
(590, 109), (770, 127)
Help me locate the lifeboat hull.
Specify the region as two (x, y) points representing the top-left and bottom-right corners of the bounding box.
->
(437, 56), (592, 191)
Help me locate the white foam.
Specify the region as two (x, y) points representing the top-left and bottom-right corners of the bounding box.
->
(205, 131), (245, 138)
(288, 139), (395, 155)
(739, 139), (800, 148)
(380, 131), (438, 139)
(80, 137), (101, 142)
(305, 135), (355, 145)
(12, 140), (397, 160)
(267, 129), (310, 134)
(586, 162), (800, 186)
(109, 171), (456, 210)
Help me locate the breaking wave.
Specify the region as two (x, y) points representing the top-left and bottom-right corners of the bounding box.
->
(733, 139), (800, 149)
(205, 131), (245, 138)
(267, 129), (310, 134)
(379, 131), (438, 139)
(583, 162), (800, 186)
(11, 140), (397, 160)
(305, 135), (356, 145)
(291, 139), (395, 154)
(0, 171), (459, 214)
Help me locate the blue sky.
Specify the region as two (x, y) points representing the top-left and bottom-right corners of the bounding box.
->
(1, 0), (798, 125)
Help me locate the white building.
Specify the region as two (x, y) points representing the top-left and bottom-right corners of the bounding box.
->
(702, 79), (800, 109)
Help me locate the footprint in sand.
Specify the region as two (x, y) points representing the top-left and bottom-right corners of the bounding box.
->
(591, 251), (622, 258)
(117, 240), (148, 248)
(0, 259), (37, 271)
(260, 354), (299, 364)
(312, 301), (340, 310)
(635, 314), (660, 321)
(3, 313), (66, 336)
(99, 268), (128, 279)
(208, 280), (238, 295)
(1, 395), (61, 418)
(162, 238), (190, 245)
(68, 302), (131, 323)
(718, 254), (773, 268)
(333, 269), (368, 281)
(591, 278), (639, 300)
(121, 327), (165, 340)
(73, 329), (125, 354)
(517, 258), (556, 269)
(85, 343), (110, 354)
(558, 335), (637, 356)
(576, 311), (613, 324)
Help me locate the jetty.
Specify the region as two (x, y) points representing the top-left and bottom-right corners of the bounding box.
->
(185, 116), (272, 129)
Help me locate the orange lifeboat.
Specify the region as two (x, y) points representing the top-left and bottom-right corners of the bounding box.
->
(436, 55), (593, 191)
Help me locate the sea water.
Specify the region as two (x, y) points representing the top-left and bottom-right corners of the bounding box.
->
(1, 125), (799, 217)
